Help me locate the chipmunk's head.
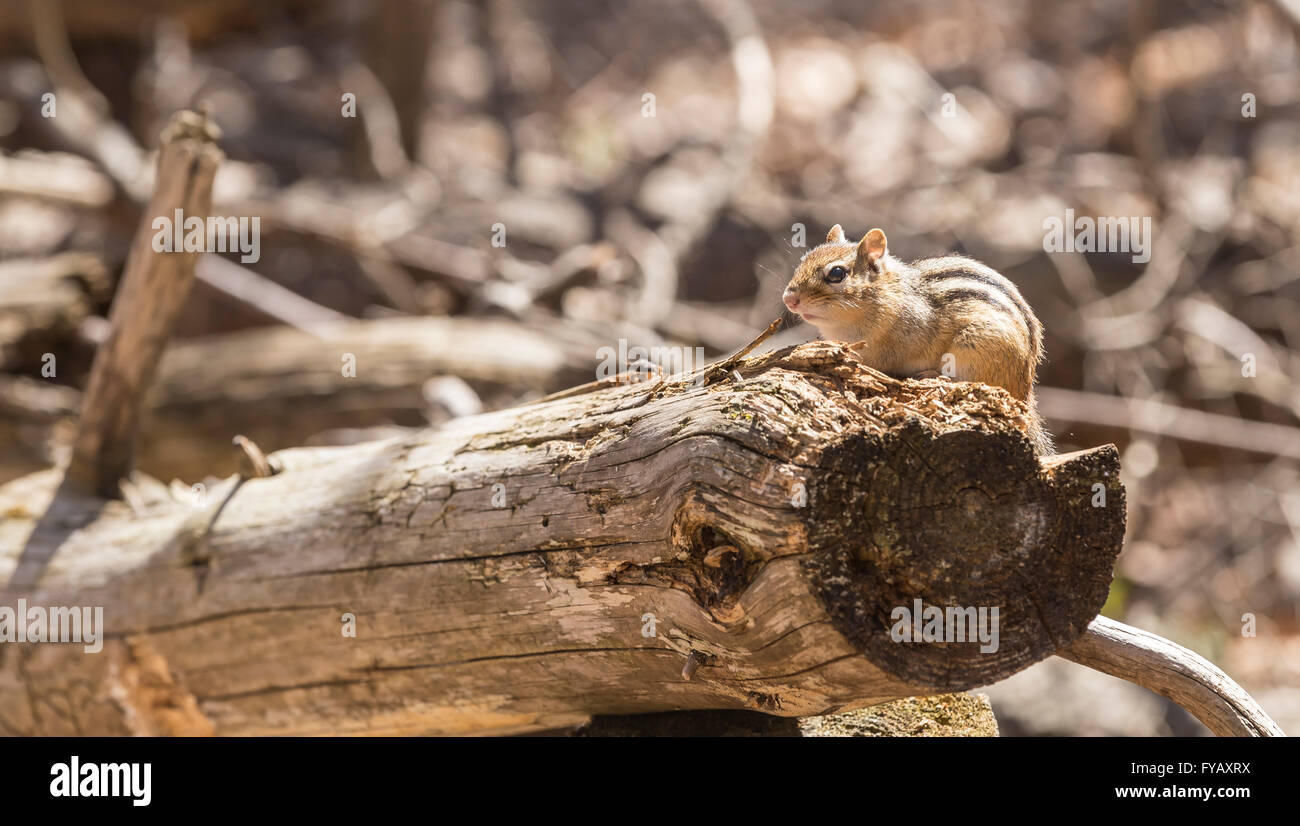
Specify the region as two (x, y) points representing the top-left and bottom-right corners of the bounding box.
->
(782, 225), (896, 342)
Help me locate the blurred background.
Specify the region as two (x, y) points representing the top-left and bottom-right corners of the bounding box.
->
(0, 0), (1297, 735)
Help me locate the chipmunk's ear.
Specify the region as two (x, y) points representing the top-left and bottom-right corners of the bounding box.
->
(826, 224), (846, 244)
(858, 228), (888, 270)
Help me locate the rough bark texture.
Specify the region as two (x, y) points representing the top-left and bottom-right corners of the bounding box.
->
(0, 341), (1126, 735)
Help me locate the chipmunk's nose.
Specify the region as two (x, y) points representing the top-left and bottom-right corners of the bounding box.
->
(782, 290), (800, 311)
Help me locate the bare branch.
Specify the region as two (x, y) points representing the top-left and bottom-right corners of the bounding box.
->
(66, 110), (224, 497)
(1060, 616), (1284, 737)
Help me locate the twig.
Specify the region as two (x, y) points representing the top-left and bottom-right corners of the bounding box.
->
(339, 62), (411, 181)
(1036, 386), (1300, 459)
(196, 254), (348, 336)
(20, 16), (150, 203)
(231, 434), (275, 479)
(66, 110), (224, 497)
(1059, 616), (1284, 737)
(523, 361), (665, 406)
(183, 435), (274, 594)
(26, 0), (110, 117)
(700, 316), (782, 385)
(0, 150), (114, 207)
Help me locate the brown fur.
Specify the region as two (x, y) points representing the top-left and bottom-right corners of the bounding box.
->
(783, 226), (1052, 453)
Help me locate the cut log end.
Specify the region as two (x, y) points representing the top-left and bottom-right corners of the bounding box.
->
(801, 417), (1125, 691)
(608, 343), (1126, 697)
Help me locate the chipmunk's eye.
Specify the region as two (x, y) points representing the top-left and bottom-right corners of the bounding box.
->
(825, 266), (848, 284)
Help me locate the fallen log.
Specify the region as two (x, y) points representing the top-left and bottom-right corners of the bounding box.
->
(0, 341), (1126, 735)
(0, 315), (665, 484)
(136, 314), (661, 481)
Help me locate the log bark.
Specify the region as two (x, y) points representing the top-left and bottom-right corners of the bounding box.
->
(0, 341), (1126, 735)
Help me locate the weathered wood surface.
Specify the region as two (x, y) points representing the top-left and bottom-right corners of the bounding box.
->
(66, 111), (222, 497)
(0, 341), (1126, 735)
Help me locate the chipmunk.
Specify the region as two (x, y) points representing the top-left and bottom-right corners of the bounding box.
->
(783, 224), (1053, 454)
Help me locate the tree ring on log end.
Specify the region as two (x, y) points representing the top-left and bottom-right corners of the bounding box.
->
(802, 419), (1123, 691)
